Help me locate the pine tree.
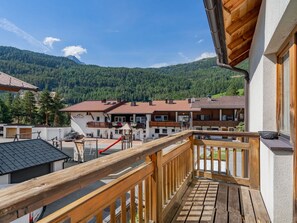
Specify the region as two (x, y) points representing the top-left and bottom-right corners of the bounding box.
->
(22, 91), (37, 124)
(0, 98), (12, 123)
(11, 94), (24, 124)
(51, 92), (64, 126)
(39, 90), (53, 126)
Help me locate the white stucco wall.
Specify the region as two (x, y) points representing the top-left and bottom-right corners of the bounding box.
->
(51, 160), (64, 172)
(249, 0), (297, 132)
(70, 112), (107, 136)
(260, 142), (293, 223)
(248, 1), (297, 222)
(32, 127), (71, 140)
(0, 174), (10, 184)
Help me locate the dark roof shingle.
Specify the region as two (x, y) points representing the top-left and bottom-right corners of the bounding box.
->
(0, 139), (69, 175)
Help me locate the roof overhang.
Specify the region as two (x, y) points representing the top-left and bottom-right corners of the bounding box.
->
(0, 72), (38, 92)
(204, 0), (262, 66)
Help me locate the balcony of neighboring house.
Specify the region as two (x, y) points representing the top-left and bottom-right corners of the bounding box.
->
(0, 130), (270, 223)
(150, 113), (190, 128)
(86, 121), (111, 128)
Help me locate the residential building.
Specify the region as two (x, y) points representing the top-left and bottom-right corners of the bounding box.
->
(60, 100), (124, 138)
(63, 97), (244, 140)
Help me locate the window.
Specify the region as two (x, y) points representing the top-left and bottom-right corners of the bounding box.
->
(97, 130), (100, 137)
(172, 128), (175, 133)
(114, 116), (126, 122)
(154, 115), (168, 121)
(277, 30), (297, 138)
(155, 129), (160, 133)
(96, 117), (100, 122)
(281, 52), (290, 135)
(162, 129), (167, 134)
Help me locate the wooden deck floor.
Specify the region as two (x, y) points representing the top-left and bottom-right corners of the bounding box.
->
(172, 180), (270, 223)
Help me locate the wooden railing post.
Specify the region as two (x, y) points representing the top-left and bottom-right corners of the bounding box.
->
(249, 137), (260, 190)
(189, 135), (194, 176)
(150, 150), (163, 222)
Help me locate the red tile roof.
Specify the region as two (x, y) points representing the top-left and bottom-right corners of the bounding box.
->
(108, 100), (201, 114)
(0, 71), (38, 92)
(60, 100), (122, 112)
(190, 96), (245, 109)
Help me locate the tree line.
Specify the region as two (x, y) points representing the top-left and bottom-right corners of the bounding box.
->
(0, 46), (246, 105)
(0, 90), (69, 126)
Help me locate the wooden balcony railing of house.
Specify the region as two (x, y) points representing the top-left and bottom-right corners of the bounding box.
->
(87, 121), (111, 128)
(149, 121), (181, 128)
(193, 120), (241, 128)
(0, 130), (268, 223)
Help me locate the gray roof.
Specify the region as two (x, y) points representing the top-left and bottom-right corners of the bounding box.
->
(0, 139), (69, 175)
(191, 96), (245, 109)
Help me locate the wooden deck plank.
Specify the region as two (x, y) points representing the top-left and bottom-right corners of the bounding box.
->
(214, 209), (228, 223)
(216, 184), (228, 211)
(240, 188), (255, 219)
(172, 180), (270, 223)
(250, 190), (270, 222)
(228, 186), (240, 214)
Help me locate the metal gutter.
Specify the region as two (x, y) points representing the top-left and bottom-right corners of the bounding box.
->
(203, 0), (250, 131)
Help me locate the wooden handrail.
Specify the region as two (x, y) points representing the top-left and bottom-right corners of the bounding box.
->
(0, 130), (192, 222)
(0, 130), (260, 222)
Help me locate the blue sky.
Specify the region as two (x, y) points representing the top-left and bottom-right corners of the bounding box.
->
(0, 0), (215, 68)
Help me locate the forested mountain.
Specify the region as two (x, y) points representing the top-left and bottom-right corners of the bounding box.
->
(0, 46), (247, 104)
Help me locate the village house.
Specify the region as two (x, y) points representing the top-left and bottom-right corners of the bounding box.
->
(62, 96), (244, 140)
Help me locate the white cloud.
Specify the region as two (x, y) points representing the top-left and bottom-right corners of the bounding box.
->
(62, 45), (87, 59)
(196, 39), (204, 44)
(43, 37), (61, 48)
(150, 62), (169, 68)
(178, 52), (190, 62)
(0, 18), (49, 52)
(195, 52), (216, 61)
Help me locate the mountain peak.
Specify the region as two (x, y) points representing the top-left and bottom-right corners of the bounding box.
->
(66, 55), (85, 65)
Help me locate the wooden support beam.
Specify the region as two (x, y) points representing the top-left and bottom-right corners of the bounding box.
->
(226, 4), (261, 35)
(223, 0), (245, 13)
(229, 40), (252, 61)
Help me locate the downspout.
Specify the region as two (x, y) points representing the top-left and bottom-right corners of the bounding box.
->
(216, 60), (250, 132)
(203, 0), (250, 131)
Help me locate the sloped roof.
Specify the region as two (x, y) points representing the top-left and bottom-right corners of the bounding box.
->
(0, 71), (38, 92)
(60, 100), (123, 112)
(108, 100), (202, 114)
(191, 96), (244, 109)
(204, 0), (262, 66)
(0, 139), (69, 175)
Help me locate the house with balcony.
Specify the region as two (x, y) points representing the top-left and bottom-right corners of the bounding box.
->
(191, 96), (244, 131)
(60, 100), (124, 138)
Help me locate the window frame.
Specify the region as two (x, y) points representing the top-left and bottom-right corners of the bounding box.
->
(276, 29), (297, 141)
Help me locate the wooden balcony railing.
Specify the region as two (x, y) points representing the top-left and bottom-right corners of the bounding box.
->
(149, 121), (181, 128)
(87, 121), (111, 128)
(0, 130), (260, 223)
(193, 120), (241, 127)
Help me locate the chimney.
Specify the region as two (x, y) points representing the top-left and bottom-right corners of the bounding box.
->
(101, 99), (107, 103)
(168, 99), (174, 104)
(131, 101), (137, 106)
(188, 98), (191, 104)
(165, 99), (168, 104)
(117, 98), (121, 103)
(207, 94), (212, 101)
(149, 100), (153, 106)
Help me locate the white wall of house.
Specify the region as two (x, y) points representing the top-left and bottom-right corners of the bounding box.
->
(249, 1), (297, 222)
(32, 127), (71, 140)
(51, 160), (65, 172)
(260, 142), (293, 223)
(70, 112), (107, 136)
(0, 174), (10, 184)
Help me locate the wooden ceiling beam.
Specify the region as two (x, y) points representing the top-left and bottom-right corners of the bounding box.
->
(226, 4), (261, 35)
(229, 39), (252, 61)
(227, 28), (254, 50)
(223, 0), (245, 13)
(229, 51), (250, 67)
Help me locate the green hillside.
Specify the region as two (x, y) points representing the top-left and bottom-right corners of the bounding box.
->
(0, 46), (247, 104)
